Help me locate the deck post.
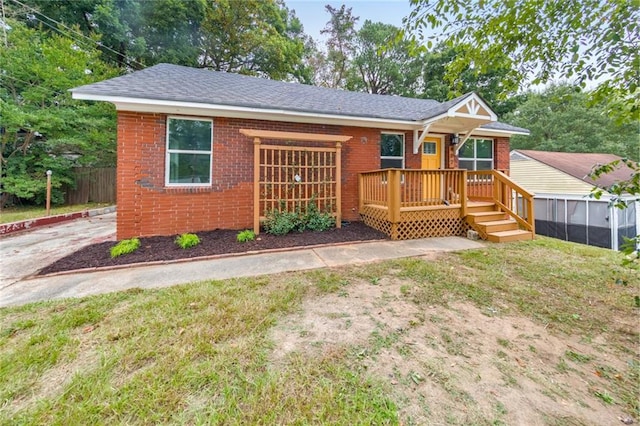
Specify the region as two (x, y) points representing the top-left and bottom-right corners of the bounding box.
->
(388, 169), (401, 223)
(527, 198), (535, 234)
(335, 141), (342, 228)
(492, 170), (501, 208)
(253, 137), (261, 235)
(358, 173), (364, 212)
(460, 170), (468, 217)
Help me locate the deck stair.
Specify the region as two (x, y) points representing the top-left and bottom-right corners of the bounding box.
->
(466, 201), (533, 243)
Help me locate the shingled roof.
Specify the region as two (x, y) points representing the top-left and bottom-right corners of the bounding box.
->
(513, 150), (636, 188)
(72, 63), (528, 134)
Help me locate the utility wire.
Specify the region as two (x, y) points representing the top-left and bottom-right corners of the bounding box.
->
(1, 73), (69, 98)
(6, 0), (146, 69)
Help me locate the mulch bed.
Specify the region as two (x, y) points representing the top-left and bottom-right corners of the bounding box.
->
(38, 221), (388, 276)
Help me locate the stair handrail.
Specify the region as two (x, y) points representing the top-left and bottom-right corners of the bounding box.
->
(492, 170), (535, 233)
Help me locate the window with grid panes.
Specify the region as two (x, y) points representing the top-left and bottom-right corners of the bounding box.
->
(166, 117), (213, 186)
(458, 138), (493, 170)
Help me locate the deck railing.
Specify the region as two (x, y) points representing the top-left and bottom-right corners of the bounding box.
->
(468, 170), (535, 232)
(359, 168), (534, 234)
(359, 169), (468, 222)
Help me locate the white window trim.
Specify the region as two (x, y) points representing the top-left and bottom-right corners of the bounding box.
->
(165, 116), (213, 187)
(459, 138), (494, 171)
(380, 131), (405, 169)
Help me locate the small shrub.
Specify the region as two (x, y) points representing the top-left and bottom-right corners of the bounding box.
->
(263, 198), (335, 235)
(237, 229), (256, 242)
(305, 211), (335, 231)
(263, 210), (300, 235)
(110, 238), (140, 258)
(175, 233), (200, 249)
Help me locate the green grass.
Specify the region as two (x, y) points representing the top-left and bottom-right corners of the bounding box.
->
(0, 236), (638, 423)
(0, 203), (110, 223)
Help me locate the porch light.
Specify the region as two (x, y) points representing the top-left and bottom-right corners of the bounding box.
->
(451, 134), (460, 145)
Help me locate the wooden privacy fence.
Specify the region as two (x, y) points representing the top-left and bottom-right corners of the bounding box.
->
(65, 167), (116, 204)
(239, 129), (352, 234)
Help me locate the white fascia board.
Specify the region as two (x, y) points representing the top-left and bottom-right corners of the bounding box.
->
(72, 93), (422, 131)
(470, 128), (530, 137)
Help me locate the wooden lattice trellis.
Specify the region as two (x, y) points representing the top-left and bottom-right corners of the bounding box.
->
(239, 129), (352, 234)
(361, 205), (468, 240)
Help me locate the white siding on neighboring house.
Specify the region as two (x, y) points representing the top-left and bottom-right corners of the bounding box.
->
(510, 158), (595, 195)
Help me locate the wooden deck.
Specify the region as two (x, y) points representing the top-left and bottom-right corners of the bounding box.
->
(359, 169), (535, 242)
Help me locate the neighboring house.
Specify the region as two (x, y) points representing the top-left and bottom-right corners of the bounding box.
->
(72, 63), (532, 242)
(510, 150), (639, 250)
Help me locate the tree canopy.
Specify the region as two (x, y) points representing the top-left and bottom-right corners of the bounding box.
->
(0, 19), (118, 206)
(347, 20), (422, 96)
(505, 85), (639, 160)
(404, 0), (639, 124)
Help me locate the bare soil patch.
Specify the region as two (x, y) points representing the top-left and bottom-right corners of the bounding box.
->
(38, 222), (387, 275)
(270, 271), (636, 426)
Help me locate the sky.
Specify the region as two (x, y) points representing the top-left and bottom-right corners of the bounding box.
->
(284, 0), (413, 43)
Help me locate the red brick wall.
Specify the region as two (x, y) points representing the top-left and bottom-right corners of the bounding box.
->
(443, 134), (459, 169)
(115, 112), (510, 238)
(116, 112), (400, 238)
(494, 137), (510, 171)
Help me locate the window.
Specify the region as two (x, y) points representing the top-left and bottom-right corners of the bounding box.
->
(459, 138), (493, 170)
(380, 133), (404, 169)
(166, 117), (213, 186)
(423, 141), (436, 154)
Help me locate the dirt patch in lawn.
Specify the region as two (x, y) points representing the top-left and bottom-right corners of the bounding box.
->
(38, 222), (387, 275)
(270, 270), (636, 426)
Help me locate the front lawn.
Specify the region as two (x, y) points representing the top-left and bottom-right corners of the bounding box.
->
(0, 203), (111, 224)
(0, 237), (638, 425)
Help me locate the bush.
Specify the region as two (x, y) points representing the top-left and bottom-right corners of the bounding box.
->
(110, 238), (140, 258)
(175, 233), (200, 249)
(263, 199), (335, 235)
(237, 229), (256, 242)
(263, 210), (300, 235)
(305, 211), (335, 231)
(303, 201), (334, 232)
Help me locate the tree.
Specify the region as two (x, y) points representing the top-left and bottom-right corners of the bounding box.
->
(404, 0), (639, 124)
(590, 159), (639, 274)
(347, 20), (422, 96)
(0, 19), (118, 207)
(319, 4), (359, 88)
(9, 0), (148, 69)
(505, 84), (639, 160)
(200, 0), (308, 81)
(420, 43), (523, 116)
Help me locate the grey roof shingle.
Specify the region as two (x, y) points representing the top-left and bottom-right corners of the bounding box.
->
(72, 63), (528, 133)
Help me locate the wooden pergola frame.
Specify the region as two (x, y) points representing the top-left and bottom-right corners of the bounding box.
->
(239, 129), (352, 234)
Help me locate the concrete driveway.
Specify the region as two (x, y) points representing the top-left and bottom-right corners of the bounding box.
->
(0, 212), (116, 290)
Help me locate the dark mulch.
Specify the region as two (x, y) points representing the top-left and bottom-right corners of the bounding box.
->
(38, 221), (388, 276)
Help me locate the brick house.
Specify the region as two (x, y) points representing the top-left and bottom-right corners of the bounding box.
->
(72, 63), (533, 242)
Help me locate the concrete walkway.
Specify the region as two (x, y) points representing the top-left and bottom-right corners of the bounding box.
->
(0, 212), (116, 290)
(0, 235), (484, 308)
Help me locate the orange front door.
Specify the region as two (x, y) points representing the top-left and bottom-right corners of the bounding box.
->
(421, 137), (442, 201)
(421, 137), (441, 169)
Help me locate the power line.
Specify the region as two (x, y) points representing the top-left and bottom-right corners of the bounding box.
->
(6, 0), (145, 69)
(1, 73), (69, 98)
